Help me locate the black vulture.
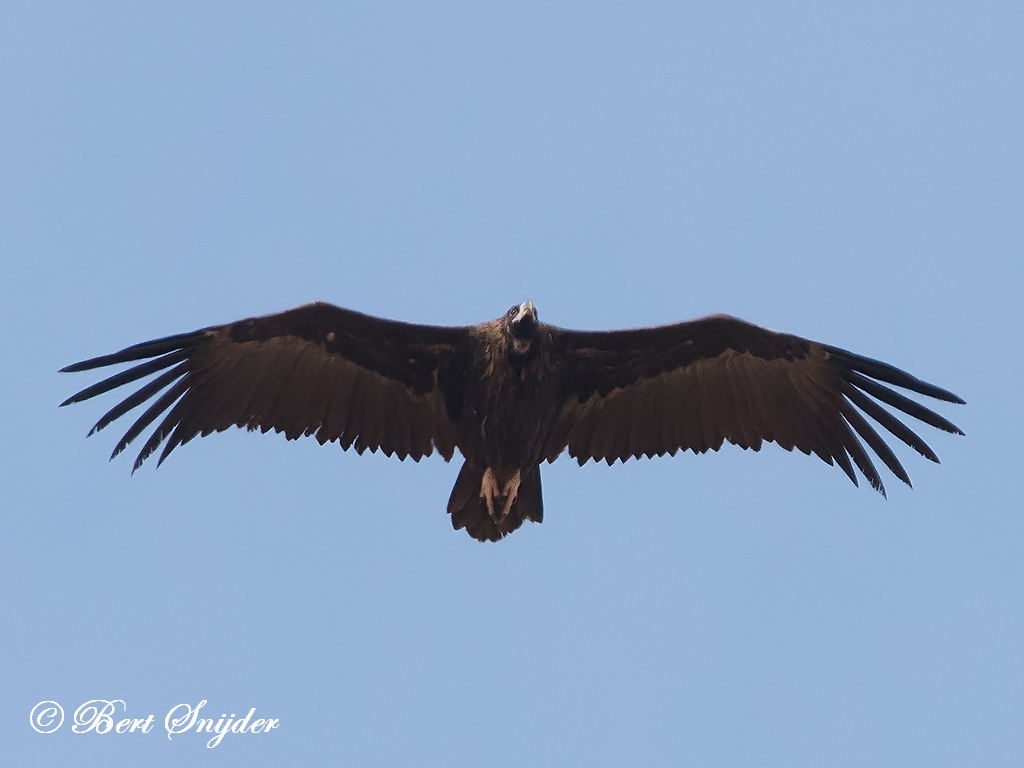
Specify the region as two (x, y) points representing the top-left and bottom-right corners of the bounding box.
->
(61, 301), (965, 541)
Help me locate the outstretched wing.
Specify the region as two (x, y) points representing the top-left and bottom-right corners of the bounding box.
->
(61, 302), (469, 470)
(543, 314), (964, 495)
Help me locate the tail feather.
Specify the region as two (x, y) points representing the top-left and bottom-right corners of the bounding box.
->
(447, 463), (543, 542)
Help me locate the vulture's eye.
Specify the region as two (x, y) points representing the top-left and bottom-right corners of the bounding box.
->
(508, 306), (519, 318)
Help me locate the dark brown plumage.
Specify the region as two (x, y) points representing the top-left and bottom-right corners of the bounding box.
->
(61, 301), (965, 541)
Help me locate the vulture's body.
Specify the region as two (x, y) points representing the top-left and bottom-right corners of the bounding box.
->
(61, 301), (964, 541)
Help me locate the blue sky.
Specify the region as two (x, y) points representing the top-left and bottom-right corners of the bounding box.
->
(2, 1), (1021, 765)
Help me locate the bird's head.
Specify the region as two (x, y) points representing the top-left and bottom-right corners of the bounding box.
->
(504, 300), (539, 355)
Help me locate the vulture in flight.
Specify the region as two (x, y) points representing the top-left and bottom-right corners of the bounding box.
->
(61, 301), (964, 541)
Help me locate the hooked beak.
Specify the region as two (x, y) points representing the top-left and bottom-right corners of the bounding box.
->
(510, 300), (538, 340)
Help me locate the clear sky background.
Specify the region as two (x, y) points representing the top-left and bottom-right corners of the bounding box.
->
(2, 1), (1021, 765)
